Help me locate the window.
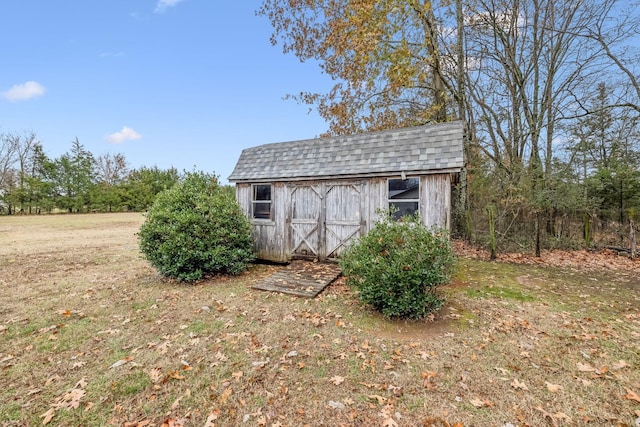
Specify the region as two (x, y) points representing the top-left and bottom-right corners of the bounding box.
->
(252, 184), (272, 220)
(388, 177), (419, 221)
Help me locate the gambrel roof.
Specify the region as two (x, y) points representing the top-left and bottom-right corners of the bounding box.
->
(228, 121), (464, 182)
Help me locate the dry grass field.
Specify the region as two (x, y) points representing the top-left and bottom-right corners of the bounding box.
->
(1, 213), (639, 426)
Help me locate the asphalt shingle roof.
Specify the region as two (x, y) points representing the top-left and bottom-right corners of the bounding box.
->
(228, 121), (464, 182)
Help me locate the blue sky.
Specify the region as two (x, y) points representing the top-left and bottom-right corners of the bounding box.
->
(0, 0), (331, 182)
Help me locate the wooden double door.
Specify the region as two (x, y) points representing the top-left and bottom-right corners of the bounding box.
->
(288, 182), (364, 260)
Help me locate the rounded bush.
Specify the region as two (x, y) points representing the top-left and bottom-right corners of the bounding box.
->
(139, 172), (254, 281)
(339, 212), (454, 319)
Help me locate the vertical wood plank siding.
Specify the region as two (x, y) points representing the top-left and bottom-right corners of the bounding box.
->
(421, 174), (452, 229)
(236, 183), (289, 262)
(289, 184), (322, 258)
(237, 174), (452, 262)
(324, 183), (364, 258)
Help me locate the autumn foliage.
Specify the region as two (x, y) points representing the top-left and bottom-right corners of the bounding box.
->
(339, 212), (454, 319)
(138, 171), (253, 281)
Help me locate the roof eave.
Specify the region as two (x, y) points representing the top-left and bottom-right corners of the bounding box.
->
(229, 166), (463, 184)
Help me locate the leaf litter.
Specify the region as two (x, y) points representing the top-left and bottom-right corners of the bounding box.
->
(0, 214), (638, 426)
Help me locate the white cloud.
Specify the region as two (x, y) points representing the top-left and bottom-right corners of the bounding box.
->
(154, 0), (186, 13)
(106, 126), (142, 144)
(2, 81), (46, 101)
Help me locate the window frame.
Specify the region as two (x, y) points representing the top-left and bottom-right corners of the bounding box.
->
(387, 177), (420, 221)
(251, 183), (273, 221)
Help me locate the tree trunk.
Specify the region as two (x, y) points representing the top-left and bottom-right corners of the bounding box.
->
(631, 216), (637, 259)
(535, 211), (541, 257)
(488, 205), (497, 260)
(584, 211), (591, 248)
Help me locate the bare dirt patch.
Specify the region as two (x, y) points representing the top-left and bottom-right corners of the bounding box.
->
(1, 214), (639, 427)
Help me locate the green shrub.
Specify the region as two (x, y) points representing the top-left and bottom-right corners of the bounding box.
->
(139, 172), (254, 281)
(339, 212), (454, 319)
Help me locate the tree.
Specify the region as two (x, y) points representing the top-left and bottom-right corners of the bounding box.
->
(582, 0), (640, 115)
(52, 138), (95, 213)
(26, 143), (56, 214)
(571, 83), (640, 224)
(92, 153), (129, 212)
(0, 132), (19, 213)
(258, 0), (458, 135)
(462, 0), (607, 254)
(0, 131), (38, 213)
(124, 166), (180, 211)
(260, 0), (640, 253)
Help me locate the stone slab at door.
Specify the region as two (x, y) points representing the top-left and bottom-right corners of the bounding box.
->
(288, 182), (364, 260)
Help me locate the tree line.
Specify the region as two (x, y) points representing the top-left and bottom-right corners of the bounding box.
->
(259, 0), (640, 253)
(0, 132), (180, 214)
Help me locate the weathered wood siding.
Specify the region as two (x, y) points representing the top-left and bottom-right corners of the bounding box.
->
(324, 182), (365, 258)
(421, 174), (452, 229)
(289, 184), (322, 258)
(237, 173), (453, 262)
(236, 183), (289, 262)
(286, 181), (366, 260)
(366, 177), (387, 233)
(366, 174), (451, 229)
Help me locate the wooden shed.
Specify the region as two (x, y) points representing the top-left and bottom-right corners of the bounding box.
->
(228, 121), (464, 263)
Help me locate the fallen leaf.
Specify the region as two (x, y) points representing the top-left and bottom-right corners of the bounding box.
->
(382, 416), (398, 427)
(161, 418), (184, 427)
(368, 394), (387, 405)
(576, 362), (595, 372)
(494, 367), (509, 375)
(545, 382), (563, 393)
(511, 378), (528, 391)
(109, 356), (133, 369)
(625, 388), (640, 403)
(171, 395), (183, 410)
(40, 407), (56, 425)
(611, 360), (628, 370)
(423, 417), (456, 427)
(45, 375), (61, 386)
(167, 370), (185, 380)
(204, 410), (220, 427)
(535, 406), (559, 427)
(74, 378), (88, 389)
(469, 398), (492, 408)
(219, 387), (232, 404)
(330, 375), (345, 385)
(554, 412), (572, 422)
(148, 367), (163, 383)
(71, 361), (86, 369)
(328, 401), (345, 410)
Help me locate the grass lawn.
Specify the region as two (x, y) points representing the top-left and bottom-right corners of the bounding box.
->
(1, 213), (639, 426)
